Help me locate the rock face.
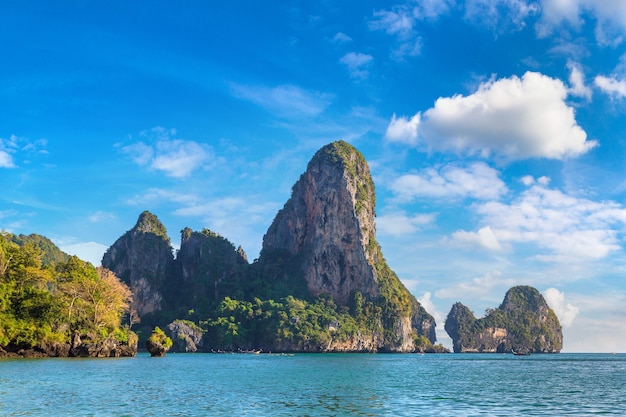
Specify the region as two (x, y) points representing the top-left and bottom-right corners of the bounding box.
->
(100, 141), (439, 353)
(258, 140), (436, 350)
(260, 141), (378, 305)
(171, 228), (248, 311)
(70, 332), (137, 358)
(444, 286), (563, 353)
(102, 211), (174, 318)
(167, 320), (204, 353)
(146, 327), (172, 357)
(0, 333), (138, 358)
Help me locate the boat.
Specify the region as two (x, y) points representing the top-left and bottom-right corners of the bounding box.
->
(511, 349), (531, 356)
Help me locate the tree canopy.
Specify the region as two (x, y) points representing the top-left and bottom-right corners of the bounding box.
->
(0, 231), (134, 354)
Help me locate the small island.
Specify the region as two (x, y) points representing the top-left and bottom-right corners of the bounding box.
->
(444, 286), (563, 353)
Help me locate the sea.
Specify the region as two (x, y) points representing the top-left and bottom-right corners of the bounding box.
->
(1, 352), (624, 416)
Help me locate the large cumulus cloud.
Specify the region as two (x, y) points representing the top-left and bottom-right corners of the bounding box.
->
(385, 71), (597, 161)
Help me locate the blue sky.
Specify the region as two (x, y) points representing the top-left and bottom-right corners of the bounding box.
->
(3, 1), (626, 352)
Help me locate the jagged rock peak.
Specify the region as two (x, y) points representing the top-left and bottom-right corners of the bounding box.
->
(101, 211), (174, 318)
(135, 210), (169, 240)
(173, 227), (249, 307)
(500, 285), (547, 312)
(236, 245), (248, 263)
(258, 140), (436, 349)
(260, 140), (378, 305)
(308, 140), (376, 255)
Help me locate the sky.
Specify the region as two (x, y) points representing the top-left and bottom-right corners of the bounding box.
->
(3, 1), (626, 352)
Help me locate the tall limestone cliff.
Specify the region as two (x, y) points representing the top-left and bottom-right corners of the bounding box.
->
(101, 211), (174, 318)
(257, 140), (436, 351)
(444, 285), (563, 353)
(169, 227), (249, 313)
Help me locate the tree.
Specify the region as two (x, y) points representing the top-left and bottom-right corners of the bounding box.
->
(57, 258), (132, 335)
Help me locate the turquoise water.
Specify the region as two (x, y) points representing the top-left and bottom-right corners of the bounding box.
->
(1, 353), (624, 416)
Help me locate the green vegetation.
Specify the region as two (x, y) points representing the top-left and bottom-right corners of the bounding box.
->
(202, 293), (404, 352)
(147, 326), (172, 349)
(309, 140), (376, 215)
(136, 210), (170, 241)
(11, 234), (69, 266)
(445, 286), (563, 353)
(102, 211), (174, 296)
(164, 228), (250, 316)
(0, 231), (135, 355)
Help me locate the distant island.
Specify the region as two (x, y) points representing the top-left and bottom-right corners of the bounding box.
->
(445, 286), (563, 353)
(0, 141), (562, 357)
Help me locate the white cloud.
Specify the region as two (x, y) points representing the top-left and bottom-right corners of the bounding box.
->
(520, 175), (535, 186)
(537, 0), (626, 45)
(536, 0), (583, 37)
(418, 291), (436, 316)
(559, 292), (626, 351)
(385, 113), (420, 145)
(594, 75), (626, 98)
(332, 32), (352, 43)
(0, 150), (14, 168)
(122, 127), (214, 178)
(370, 9), (415, 38)
(377, 211), (437, 236)
(231, 83), (333, 118)
(417, 291), (448, 333)
(451, 226), (503, 251)
(543, 287), (580, 327)
(416, 0), (454, 19)
(567, 62), (592, 100)
(386, 72), (596, 161)
(122, 142), (153, 165)
(464, 0), (539, 32)
(436, 269), (516, 300)
(472, 182), (626, 262)
(60, 241), (109, 266)
(88, 211), (116, 223)
(1, 134), (48, 168)
(390, 162), (507, 202)
(126, 188), (199, 206)
(151, 139), (212, 177)
(174, 197), (280, 259)
(339, 52), (374, 79)
(369, 5), (428, 59)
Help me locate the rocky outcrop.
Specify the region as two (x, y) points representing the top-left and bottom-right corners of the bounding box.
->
(0, 332), (138, 358)
(102, 211), (174, 318)
(260, 141), (378, 305)
(444, 286), (563, 353)
(146, 327), (172, 357)
(170, 228), (248, 311)
(257, 140), (436, 351)
(167, 320), (204, 353)
(70, 332), (137, 357)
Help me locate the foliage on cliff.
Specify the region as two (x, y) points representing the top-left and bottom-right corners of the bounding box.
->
(444, 286), (563, 353)
(146, 326), (172, 357)
(11, 233), (69, 266)
(165, 228), (249, 315)
(101, 141), (441, 353)
(101, 211), (174, 318)
(251, 140), (436, 351)
(0, 231), (136, 356)
(308, 140), (375, 215)
(202, 293), (442, 353)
